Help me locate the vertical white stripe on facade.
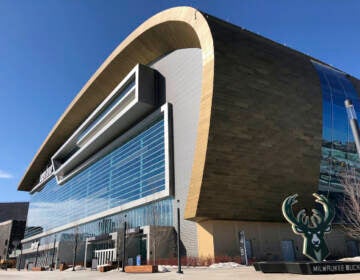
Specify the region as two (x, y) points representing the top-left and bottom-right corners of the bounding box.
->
(151, 48), (202, 257)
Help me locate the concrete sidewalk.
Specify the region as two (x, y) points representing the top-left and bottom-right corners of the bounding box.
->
(0, 267), (359, 280)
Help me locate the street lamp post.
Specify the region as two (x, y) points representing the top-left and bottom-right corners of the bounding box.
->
(72, 230), (78, 271)
(177, 200), (183, 274)
(50, 235), (56, 271)
(17, 243), (22, 271)
(122, 214), (127, 272)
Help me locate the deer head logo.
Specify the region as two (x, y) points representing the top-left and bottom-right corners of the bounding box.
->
(282, 193), (335, 262)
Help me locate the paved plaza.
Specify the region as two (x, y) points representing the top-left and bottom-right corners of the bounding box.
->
(0, 266), (360, 280)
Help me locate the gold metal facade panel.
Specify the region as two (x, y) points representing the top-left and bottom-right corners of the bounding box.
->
(189, 16), (324, 222)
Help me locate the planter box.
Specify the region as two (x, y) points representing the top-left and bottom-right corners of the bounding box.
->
(125, 265), (158, 273)
(31, 267), (45, 271)
(59, 263), (68, 271)
(99, 265), (116, 272)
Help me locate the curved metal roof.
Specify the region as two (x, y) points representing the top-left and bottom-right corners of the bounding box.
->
(18, 6), (215, 192)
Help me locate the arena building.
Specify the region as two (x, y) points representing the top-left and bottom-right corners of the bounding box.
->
(18, 6), (360, 267)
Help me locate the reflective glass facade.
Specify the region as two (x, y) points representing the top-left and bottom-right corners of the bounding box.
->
(25, 117), (170, 239)
(23, 197), (173, 249)
(312, 61), (360, 194)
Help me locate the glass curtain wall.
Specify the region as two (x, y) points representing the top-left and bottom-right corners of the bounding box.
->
(312, 61), (360, 207)
(25, 117), (170, 239)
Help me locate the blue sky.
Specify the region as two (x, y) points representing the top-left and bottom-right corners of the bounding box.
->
(0, 0), (359, 202)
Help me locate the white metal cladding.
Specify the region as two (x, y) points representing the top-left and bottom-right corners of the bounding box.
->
(150, 48), (202, 257)
(51, 64), (159, 184)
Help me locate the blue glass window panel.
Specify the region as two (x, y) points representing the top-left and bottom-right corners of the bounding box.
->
(25, 118), (168, 238)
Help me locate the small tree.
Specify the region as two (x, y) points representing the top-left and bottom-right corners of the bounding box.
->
(148, 204), (168, 265)
(150, 205), (159, 265)
(43, 241), (51, 267)
(116, 215), (125, 270)
(11, 240), (20, 258)
(342, 168), (360, 240)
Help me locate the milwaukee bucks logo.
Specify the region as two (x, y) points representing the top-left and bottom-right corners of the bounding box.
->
(282, 193), (335, 262)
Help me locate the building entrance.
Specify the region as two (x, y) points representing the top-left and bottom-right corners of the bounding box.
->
(84, 233), (117, 267)
(94, 248), (117, 266)
(126, 230), (147, 265)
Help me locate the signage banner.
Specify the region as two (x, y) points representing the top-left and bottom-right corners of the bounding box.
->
(239, 231), (248, 265)
(136, 255), (141, 266)
(39, 165), (53, 183)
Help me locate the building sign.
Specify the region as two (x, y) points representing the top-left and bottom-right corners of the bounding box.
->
(254, 261), (360, 274)
(39, 165), (53, 183)
(282, 193), (335, 262)
(311, 263), (360, 274)
(87, 234), (111, 242)
(126, 227), (141, 235)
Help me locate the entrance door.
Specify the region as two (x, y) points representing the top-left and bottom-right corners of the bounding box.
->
(281, 240), (295, 261)
(127, 234), (147, 264)
(139, 237), (147, 264)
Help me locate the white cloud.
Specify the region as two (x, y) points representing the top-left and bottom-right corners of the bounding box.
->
(0, 170), (13, 179)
